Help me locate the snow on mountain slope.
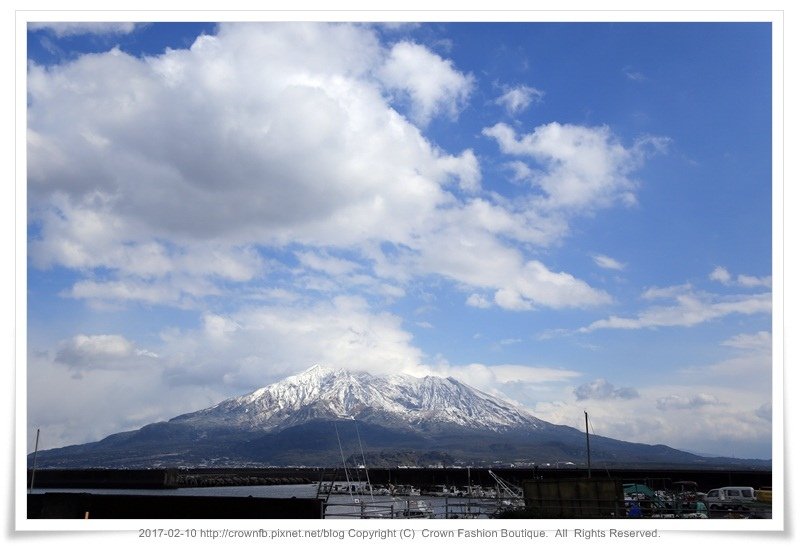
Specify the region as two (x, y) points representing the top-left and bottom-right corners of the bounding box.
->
(170, 365), (544, 433)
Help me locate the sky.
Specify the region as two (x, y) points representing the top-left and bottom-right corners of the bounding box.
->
(23, 19), (776, 460)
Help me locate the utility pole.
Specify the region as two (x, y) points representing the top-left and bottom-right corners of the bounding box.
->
(584, 412), (591, 479)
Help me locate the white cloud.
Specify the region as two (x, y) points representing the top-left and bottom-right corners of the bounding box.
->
(295, 250), (361, 277)
(466, 293), (491, 308)
(622, 66), (646, 82)
(158, 296), (429, 392)
(56, 334), (135, 364)
(53, 334), (157, 378)
(641, 283), (693, 300)
(65, 276), (223, 309)
(26, 23), (655, 315)
(533, 382), (771, 459)
(736, 274), (772, 288)
(592, 253), (625, 271)
(656, 393), (721, 410)
(202, 313), (240, 344)
(494, 84), (544, 115)
(528, 330), (773, 458)
(432, 363), (582, 408)
(27, 24), (485, 303)
(377, 41), (474, 126)
(755, 402), (771, 422)
(504, 160), (536, 184)
(29, 296), (434, 450)
(581, 286), (771, 332)
(574, 378), (639, 401)
(483, 122), (668, 212)
(406, 221), (611, 310)
(27, 348), (218, 451)
(710, 266), (771, 288)
(27, 24), (475, 251)
(709, 266), (732, 284)
(721, 331), (771, 352)
(29, 22), (138, 37)
(499, 261), (613, 310)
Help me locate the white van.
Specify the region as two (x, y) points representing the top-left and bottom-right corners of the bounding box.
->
(704, 486), (756, 510)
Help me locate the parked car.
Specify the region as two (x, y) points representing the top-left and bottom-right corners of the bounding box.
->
(704, 486), (756, 510)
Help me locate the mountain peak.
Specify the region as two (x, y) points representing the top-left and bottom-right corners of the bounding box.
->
(171, 365), (542, 433)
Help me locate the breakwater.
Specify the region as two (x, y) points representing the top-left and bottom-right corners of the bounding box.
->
(28, 492), (323, 519)
(27, 466), (772, 493)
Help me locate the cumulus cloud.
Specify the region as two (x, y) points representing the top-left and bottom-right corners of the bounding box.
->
(494, 84), (544, 115)
(25, 23), (660, 316)
(574, 378), (639, 401)
(27, 24), (473, 248)
(26, 24), (485, 300)
(377, 41), (474, 125)
(482, 122), (668, 212)
(407, 223), (612, 310)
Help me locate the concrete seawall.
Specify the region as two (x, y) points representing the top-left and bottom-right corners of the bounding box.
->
(28, 492), (324, 519)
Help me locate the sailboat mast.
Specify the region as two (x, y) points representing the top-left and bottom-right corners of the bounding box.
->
(353, 419), (374, 501)
(29, 428), (40, 494)
(585, 411), (591, 479)
(334, 422), (354, 503)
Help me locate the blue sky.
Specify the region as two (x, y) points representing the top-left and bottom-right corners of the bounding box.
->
(24, 20), (775, 459)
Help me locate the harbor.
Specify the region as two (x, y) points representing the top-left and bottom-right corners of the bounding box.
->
(27, 466), (772, 519)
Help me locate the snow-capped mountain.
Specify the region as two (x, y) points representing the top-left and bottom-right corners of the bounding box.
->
(170, 365), (545, 433)
(29, 364), (768, 469)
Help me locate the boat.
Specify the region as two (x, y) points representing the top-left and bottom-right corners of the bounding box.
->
(393, 498), (434, 518)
